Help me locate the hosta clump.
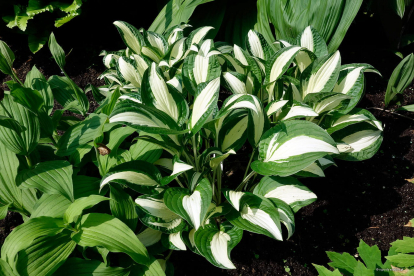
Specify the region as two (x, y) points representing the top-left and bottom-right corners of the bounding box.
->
(93, 21), (384, 269)
(0, 38), (168, 274)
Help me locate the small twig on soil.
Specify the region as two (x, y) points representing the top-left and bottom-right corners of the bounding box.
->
(366, 107), (414, 121)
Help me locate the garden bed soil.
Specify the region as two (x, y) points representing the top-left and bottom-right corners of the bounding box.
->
(1, 11), (414, 276)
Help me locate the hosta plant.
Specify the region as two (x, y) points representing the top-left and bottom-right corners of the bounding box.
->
(0, 38), (168, 274)
(94, 21), (384, 269)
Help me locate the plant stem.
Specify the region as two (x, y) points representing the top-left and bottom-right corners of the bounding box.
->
(182, 149), (195, 167)
(25, 155), (33, 169)
(176, 177), (185, 188)
(211, 168), (217, 199)
(11, 70), (23, 86)
(165, 250), (174, 261)
(0, 101), (13, 118)
(367, 107), (414, 121)
(243, 149), (255, 180)
(192, 135), (199, 171)
(235, 171), (257, 192)
(216, 167), (222, 204)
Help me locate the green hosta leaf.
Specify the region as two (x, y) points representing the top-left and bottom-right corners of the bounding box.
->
(0, 94), (40, 155)
(72, 213), (150, 265)
(0, 115), (25, 133)
(17, 160), (74, 202)
(142, 63), (189, 125)
(385, 53), (414, 106)
(164, 178), (212, 230)
(28, 29), (50, 54)
(110, 185), (138, 231)
(25, 66), (54, 115)
(331, 123), (383, 161)
(327, 251), (358, 276)
(109, 101), (184, 135)
(0, 259), (17, 276)
(136, 194), (187, 234)
(189, 78), (220, 135)
(56, 113), (108, 156)
(137, 227), (163, 249)
(194, 223), (243, 269)
(398, 104), (414, 112)
(393, 0), (406, 18)
(251, 120), (339, 176)
(1, 217), (65, 270)
(225, 192), (282, 241)
(100, 160), (162, 194)
(69, 142), (93, 166)
(99, 87), (121, 116)
(54, 258), (130, 276)
(0, 140), (24, 212)
(301, 51), (341, 100)
(48, 75), (85, 114)
(10, 85), (44, 114)
(0, 204), (9, 220)
(73, 175), (101, 199)
(0, 40), (15, 75)
(48, 33), (66, 68)
(31, 194), (71, 219)
(313, 264), (343, 276)
(63, 195), (110, 225)
(253, 176), (317, 213)
(16, 231), (76, 276)
(130, 139), (163, 163)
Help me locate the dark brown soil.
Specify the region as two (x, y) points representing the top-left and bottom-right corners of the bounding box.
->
(1, 5), (414, 276)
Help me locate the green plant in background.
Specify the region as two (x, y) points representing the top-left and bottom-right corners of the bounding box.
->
(95, 19), (384, 269)
(364, 0), (414, 56)
(1, 0), (83, 53)
(314, 240), (397, 275)
(0, 37), (168, 274)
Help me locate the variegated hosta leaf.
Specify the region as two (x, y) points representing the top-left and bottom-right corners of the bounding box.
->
(295, 161), (325, 178)
(222, 72), (247, 94)
(265, 46), (303, 98)
(333, 63), (380, 113)
(186, 26), (214, 49)
(296, 26), (328, 58)
(141, 63), (189, 126)
(143, 31), (168, 57)
(113, 21), (144, 55)
(251, 120), (339, 176)
(190, 78), (220, 135)
(253, 176), (317, 212)
(117, 57), (143, 88)
(331, 123), (383, 161)
(194, 222), (242, 269)
(301, 51), (341, 99)
(164, 178), (212, 230)
(109, 100), (185, 135)
(217, 94), (266, 147)
(305, 92), (351, 115)
(154, 156), (193, 185)
(164, 24), (190, 45)
(266, 198), (295, 239)
(225, 191), (282, 241)
(182, 44), (222, 96)
(324, 108), (383, 135)
(266, 100), (289, 117)
(220, 53), (245, 75)
(161, 231), (187, 251)
(165, 37), (186, 67)
(100, 160), (162, 194)
(280, 101), (318, 121)
(246, 30), (274, 60)
(219, 110), (248, 152)
(136, 193), (187, 234)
